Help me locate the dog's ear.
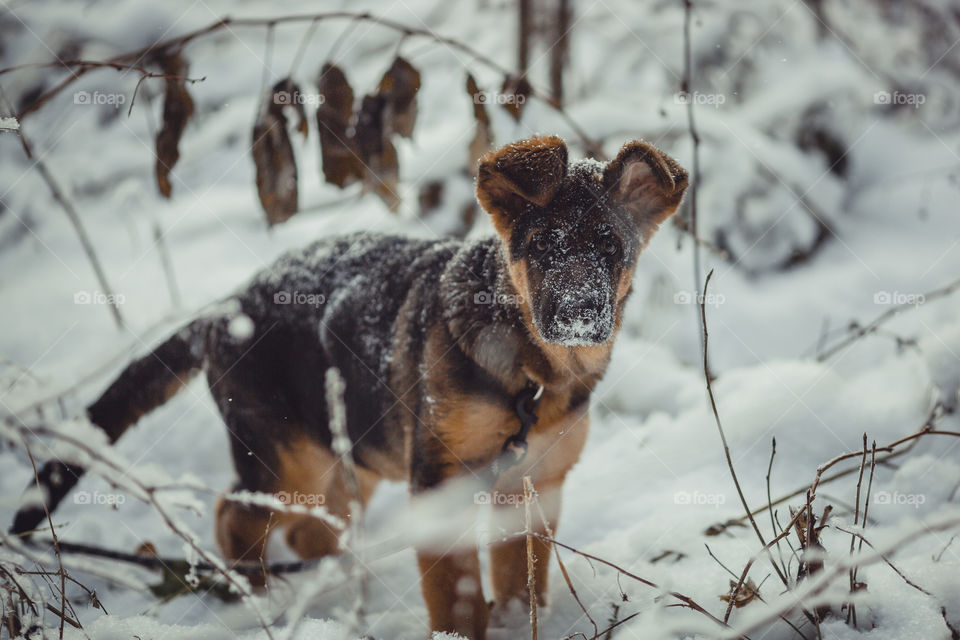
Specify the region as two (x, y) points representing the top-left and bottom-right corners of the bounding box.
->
(603, 141), (688, 232)
(477, 136), (568, 235)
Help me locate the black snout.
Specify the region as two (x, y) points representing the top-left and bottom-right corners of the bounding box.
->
(536, 288), (614, 346)
(555, 295), (602, 326)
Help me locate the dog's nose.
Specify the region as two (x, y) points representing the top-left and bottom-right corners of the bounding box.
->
(555, 295), (602, 325)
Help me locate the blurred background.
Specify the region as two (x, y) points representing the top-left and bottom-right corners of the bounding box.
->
(1, 1), (959, 638)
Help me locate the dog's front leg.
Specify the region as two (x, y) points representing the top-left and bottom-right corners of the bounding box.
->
(417, 545), (488, 639)
(489, 407), (589, 611)
(488, 475), (563, 609)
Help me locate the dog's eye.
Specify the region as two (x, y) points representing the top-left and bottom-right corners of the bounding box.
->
(601, 238), (620, 255)
(531, 236), (550, 254)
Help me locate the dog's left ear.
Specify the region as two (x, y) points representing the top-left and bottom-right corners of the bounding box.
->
(477, 135), (568, 235)
(603, 141), (689, 231)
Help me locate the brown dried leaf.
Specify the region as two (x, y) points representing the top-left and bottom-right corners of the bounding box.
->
(466, 73), (493, 174)
(703, 519), (747, 536)
(377, 56), (421, 138)
(500, 74), (532, 122)
(271, 77), (309, 138)
(355, 93), (401, 212)
(252, 82), (303, 226)
(720, 579), (761, 609)
(155, 51), (194, 198)
(317, 63), (363, 188)
(370, 138), (401, 212)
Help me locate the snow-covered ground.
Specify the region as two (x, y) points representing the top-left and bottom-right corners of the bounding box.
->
(1, 0), (960, 638)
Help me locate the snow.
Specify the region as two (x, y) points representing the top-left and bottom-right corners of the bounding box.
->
(2, 0), (960, 639)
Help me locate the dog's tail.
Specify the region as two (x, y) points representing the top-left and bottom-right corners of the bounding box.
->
(10, 319), (208, 536)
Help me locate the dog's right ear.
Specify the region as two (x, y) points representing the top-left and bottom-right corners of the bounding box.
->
(476, 136), (568, 236)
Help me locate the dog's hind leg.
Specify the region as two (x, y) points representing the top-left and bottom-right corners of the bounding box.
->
(215, 491), (277, 585)
(280, 446), (381, 560)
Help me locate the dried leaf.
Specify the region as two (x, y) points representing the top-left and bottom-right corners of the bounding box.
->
(271, 77), (309, 138)
(466, 73), (493, 174)
(355, 93), (401, 212)
(155, 51), (194, 198)
(317, 63), (363, 188)
(720, 579), (761, 608)
(252, 80), (304, 226)
(703, 519), (747, 536)
(500, 74), (532, 122)
(370, 138), (401, 212)
(377, 56), (421, 138)
(418, 180), (444, 215)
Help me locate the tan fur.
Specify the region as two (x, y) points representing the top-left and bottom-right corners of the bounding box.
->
(214, 497), (275, 586)
(418, 548), (489, 638)
(434, 398), (519, 467)
(216, 437), (380, 570)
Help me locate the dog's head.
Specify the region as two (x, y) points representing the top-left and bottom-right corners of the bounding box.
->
(477, 136), (688, 347)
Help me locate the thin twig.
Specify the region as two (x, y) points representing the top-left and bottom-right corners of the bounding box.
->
(766, 437), (789, 578)
(526, 533), (735, 633)
(523, 476), (538, 640)
(23, 442), (69, 639)
(733, 516), (960, 637)
(9, 11), (603, 155)
(4, 419), (276, 639)
(325, 367), (367, 638)
(817, 275), (960, 361)
(528, 480), (599, 639)
(681, 0), (705, 358)
(0, 88), (125, 330)
(852, 442), (877, 595)
(715, 403), (950, 530)
(700, 269), (793, 605)
(846, 434), (868, 626)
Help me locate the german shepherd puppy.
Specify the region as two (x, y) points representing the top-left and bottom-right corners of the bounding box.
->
(12, 135), (687, 638)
